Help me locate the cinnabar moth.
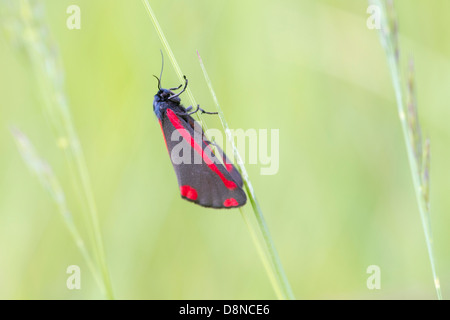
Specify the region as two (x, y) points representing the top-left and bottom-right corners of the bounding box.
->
(152, 59), (247, 209)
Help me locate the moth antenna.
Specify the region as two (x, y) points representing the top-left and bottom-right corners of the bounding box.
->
(153, 49), (164, 90)
(153, 75), (161, 90)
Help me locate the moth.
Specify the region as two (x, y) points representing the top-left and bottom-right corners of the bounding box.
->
(152, 60), (247, 209)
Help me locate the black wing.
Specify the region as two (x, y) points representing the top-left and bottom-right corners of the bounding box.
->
(159, 108), (247, 209)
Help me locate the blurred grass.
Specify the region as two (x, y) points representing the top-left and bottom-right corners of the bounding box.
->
(2, 0), (113, 299)
(371, 0), (441, 298)
(0, 0), (450, 299)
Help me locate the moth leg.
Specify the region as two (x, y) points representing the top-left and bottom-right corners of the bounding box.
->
(174, 105), (219, 116)
(173, 105), (218, 116)
(187, 105), (200, 115)
(198, 106), (218, 115)
(172, 105), (198, 116)
(186, 105), (218, 115)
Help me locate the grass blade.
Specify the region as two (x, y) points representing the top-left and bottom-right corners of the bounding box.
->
(197, 52), (295, 299)
(10, 127), (103, 292)
(3, 0), (114, 299)
(371, 0), (441, 299)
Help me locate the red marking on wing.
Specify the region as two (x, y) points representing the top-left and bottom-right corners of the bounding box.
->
(180, 185), (198, 200)
(225, 162), (233, 172)
(166, 109), (237, 190)
(203, 141), (234, 173)
(223, 198), (239, 207)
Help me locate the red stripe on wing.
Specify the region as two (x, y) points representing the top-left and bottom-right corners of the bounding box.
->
(166, 109), (237, 190)
(202, 139), (234, 172)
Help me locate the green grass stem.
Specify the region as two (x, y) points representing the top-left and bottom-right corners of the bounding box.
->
(371, 0), (441, 299)
(5, 0), (114, 299)
(197, 52), (295, 300)
(10, 127), (104, 292)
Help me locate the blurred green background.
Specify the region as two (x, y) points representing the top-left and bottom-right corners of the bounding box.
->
(1, 0), (450, 299)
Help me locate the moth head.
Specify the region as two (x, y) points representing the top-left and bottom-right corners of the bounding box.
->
(155, 88), (181, 103)
(153, 74), (187, 104)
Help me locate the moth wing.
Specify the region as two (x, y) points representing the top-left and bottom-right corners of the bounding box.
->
(159, 109), (247, 208)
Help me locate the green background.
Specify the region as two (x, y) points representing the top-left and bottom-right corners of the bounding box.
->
(1, 0), (449, 299)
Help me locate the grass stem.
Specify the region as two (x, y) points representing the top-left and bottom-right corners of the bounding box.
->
(197, 52), (295, 300)
(11, 127), (104, 294)
(371, 0), (441, 299)
(5, 0), (114, 299)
